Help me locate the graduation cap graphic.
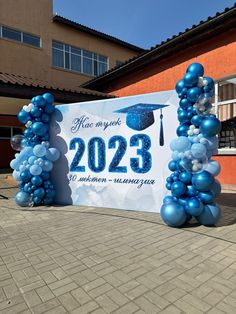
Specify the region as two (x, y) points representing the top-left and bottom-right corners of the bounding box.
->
(115, 103), (169, 146)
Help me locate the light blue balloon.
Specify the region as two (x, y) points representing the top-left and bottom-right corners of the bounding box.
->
(15, 191), (31, 207)
(10, 159), (17, 170)
(170, 136), (190, 152)
(42, 160), (53, 172)
(172, 151), (180, 161)
(28, 156), (38, 165)
(191, 143), (207, 159)
(196, 204), (221, 225)
(205, 160), (221, 176)
(33, 144), (47, 157)
(12, 170), (20, 181)
(19, 165), (27, 172)
(45, 148), (60, 161)
(160, 203), (187, 227)
(204, 136), (219, 150)
(29, 165), (42, 176)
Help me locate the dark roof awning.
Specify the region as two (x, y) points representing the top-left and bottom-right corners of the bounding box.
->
(0, 72), (114, 103)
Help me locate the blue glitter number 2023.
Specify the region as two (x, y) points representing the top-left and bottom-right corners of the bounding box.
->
(69, 134), (151, 173)
(130, 134), (152, 173)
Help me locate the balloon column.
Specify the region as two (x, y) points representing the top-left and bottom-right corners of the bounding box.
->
(161, 63), (222, 227)
(10, 93), (60, 207)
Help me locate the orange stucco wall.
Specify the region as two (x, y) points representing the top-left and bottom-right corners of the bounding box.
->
(101, 29), (236, 185)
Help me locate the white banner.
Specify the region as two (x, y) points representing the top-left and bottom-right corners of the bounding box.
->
(50, 91), (178, 212)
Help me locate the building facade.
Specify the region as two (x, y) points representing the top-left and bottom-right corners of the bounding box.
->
(0, 0), (143, 168)
(84, 4), (236, 187)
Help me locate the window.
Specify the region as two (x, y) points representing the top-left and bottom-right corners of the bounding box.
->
(0, 126), (22, 139)
(52, 40), (108, 76)
(213, 77), (236, 151)
(0, 25), (41, 48)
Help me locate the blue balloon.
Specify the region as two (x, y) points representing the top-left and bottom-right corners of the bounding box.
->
(163, 196), (176, 204)
(168, 160), (177, 171)
(44, 104), (55, 114)
(179, 171), (192, 184)
(33, 144), (47, 157)
(12, 170), (20, 181)
(176, 123), (190, 137)
(196, 204), (221, 225)
(170, 136), (190, 151)
(185, 197), (203, 216)
(23, 128), (33, 138)
(192, 171), (214, 192)
(30, 106), (41, 117)
(187, 87), (202, 103)
(166, 182), (172, 190)
(184, 72), (198, 87)
(178, 110), (189, 123)
(186, 185), (198, 197)
(211, 179), (221, 197)
(43, 93), (54, 104)
(18, 110), (30, 124)
(41, 113), (50, 123)
(34, 95), (46, 107)
(42, 160), (53, 172)
(198, 191), (215, 204)
(20, 170), (32, 183)
(29, 165), (42, 176)
(187, 63), (204, 76)
(200, 117), (221, 137)
(175, 79), (185, 93)
(191, 143), (207, 159)
(204, 137), (218, 150)
(33, 196), (42, 205)
(160, 203), (187, 227)
(203, 76), (214, 89)
(171, 181), (186, 197)
(179, 99), (190, 109)
(45, 189), (55, 199)
(205, 160), (221, 176)
(178, 196), (188, 207)
(41, 171), (50, 180)
(32, 122), (48, 136)
(33, 187), (45, 198)
(191, 115), (202, 128)
(44, 197), (53, 205)
(31, 176), (43, 186)
(28, 156), (37, 165)
(15, 191), (31, 207)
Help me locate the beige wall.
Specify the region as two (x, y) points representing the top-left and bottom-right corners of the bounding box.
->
(0, 0), (139, 90)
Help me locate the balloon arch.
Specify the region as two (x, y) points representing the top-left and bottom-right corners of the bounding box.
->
(10, 63), (222, 227)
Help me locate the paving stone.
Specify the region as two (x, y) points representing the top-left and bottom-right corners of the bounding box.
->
(71, 287), (92, 305)
(71, 300), (99, 314)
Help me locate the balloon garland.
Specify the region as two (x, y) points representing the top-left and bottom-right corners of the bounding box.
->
(10, 93), (60, 207)
(161, 63), (222, 227)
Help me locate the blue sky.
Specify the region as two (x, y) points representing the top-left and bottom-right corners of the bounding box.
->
(53, 0), (235, 49)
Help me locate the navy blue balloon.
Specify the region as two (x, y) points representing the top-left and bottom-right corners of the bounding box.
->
(185, 197), (203, 216)
(184, 72), (198, 87)
(200, 116), (221, 137)
(43, 93), (54, 104)
(18, 110), (30, 124)
(198, 191), (215, 204)
(41, 113), (50, 123)
(187, 63), (204, 76)
(171, 181), (186, 197)
(192, 171), (214, 192)
(196, 204), (221, 225)
(175, 79), (185, 93)
(160, 203), (187, 227)
(187, 87), (202, 103)
(191, 115), (202, 127)
(34, 95), (46, 107)
(176, 123), (189, 136)
(168, 160), (177, 171)
(179, 171), (192, 184)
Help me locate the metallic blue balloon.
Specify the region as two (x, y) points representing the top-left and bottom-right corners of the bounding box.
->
(211, 179), (221, 197)
(20, 170), (32, 183)
(32, 122), (48, 136)
(178, 110), (189, 123)
(186, 185), (198, 197)
(41, 171), (50, 180)
(43, 93), (54, 104)
(179, 171), (192, 184)
(44, 104), (55, 114)
(179, 98), (190, 109)
(187, 87), (202, 103)
(31, 176), (43, 187)
(15, 191), (31, 207)
(205, 160), (221, 176)
(166, 182), (172, 190)
(200, 117), (221, 137)
(175, 79), (185, 93)
(192, 171), (214, 192)
(163, 196), (176, 204)
(203, 76), (214, 89)
(185, 197), (203, 216)
(33, 196), (42, 205)
(184, 72), (198, 87)
(191, 115), (203, 127)
(160, 202), (187, 227)
(18, 110), (30, 124)
(176, 123), (190, 136)
(198, 191), (215, 204)
(187, 63), (204, 76)
(33, 187), (45, 198)
(168, 160), (177, 171)
(34, 95), (46, 107)
(171, 181), (186, 197)
(41, 113), (50, 123)
(178, 196), (188, 207)
(31, 106), (41, 117)
(196, 204), (221, 225)
(23, 128), (33, 138)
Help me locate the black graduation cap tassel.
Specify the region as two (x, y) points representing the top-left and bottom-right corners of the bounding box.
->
(159, 109), (164, 146)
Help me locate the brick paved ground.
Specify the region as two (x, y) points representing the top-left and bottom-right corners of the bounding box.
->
(0, 178), (235, 313)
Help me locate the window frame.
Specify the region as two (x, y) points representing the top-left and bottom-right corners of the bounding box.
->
(0, 126), (22, 140)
